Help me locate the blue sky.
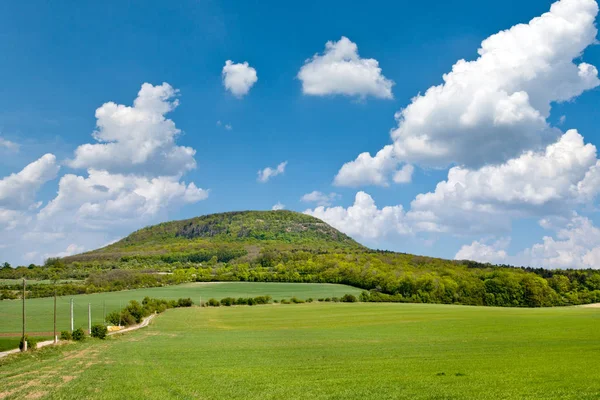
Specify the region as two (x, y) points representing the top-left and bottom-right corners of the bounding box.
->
(1, 0), (600, 267)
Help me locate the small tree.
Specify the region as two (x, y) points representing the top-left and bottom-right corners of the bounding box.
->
(72, 328), (85, 341)
(60, 331), (72, 340)
(91, 324), (108, 339)
(341, 294), (358, 303)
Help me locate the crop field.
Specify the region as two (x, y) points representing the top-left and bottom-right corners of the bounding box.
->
(0, 282), (361, 336)
(1, 303), (599, 399)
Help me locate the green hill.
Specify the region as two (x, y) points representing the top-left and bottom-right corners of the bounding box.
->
(65, 210), (365, 263)
(3, 210), (600, 307)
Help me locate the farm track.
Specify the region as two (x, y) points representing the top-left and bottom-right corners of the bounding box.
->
(0, 314), (156, 359)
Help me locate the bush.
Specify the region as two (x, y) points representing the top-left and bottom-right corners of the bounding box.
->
(60, 330), (72, 340)
(290, 297), (304, 304)
(273, 299), (279, 303)
(324, 297), (331, 302)
(19, 335), (38, 351)
(207, 298), (220, 307)
(306, 298), (314, 303)
(341, 294), (358, 303)
(359, 291), (371, 302)
(280, 299), (290, 304)
(317, 298), (325, 302)
(235, 297), (248, 305)
(72, 328), (85, 341)
(220, 297), (235, 306)
(177, 298), (193, 307)
(106, 311), (122, 326)
(91, 324), (108, 339)
(254, 295), (272, 304)
(331, 297), (340, 303)
(125, 300), (146, 323)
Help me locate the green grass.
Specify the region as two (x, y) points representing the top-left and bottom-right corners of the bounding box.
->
(0, 337), (51, 352)
(1, 303), (599, 399)
(0, 282), (361, 334)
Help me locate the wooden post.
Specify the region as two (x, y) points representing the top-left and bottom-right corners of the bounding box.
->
(88, 303), (91, 334)
(22, 278), (26, 351)
(70, 298), (74, 332)
(53, 287), (57, 343)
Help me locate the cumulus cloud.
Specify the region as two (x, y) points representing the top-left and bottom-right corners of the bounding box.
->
(0, 83), (209, 265)
(455, 238), (510, 263)
(0, 137), (19, 151)
(300, 191), (340, 206)
(455, 215), (600, 269)
(257, 161), (287, 183)
(337, 0), (600, 185)
(222, 60), (258, 98)
(272, 202), (285, 210)
(298, 36), (394, 99)
(305, 191), (410, 240)
(44, 244), (85, 260)
(409, 130), (600, 234)
(38, 169), (207, 230)
(0, 154), (59, 210)
(334, 145), (414, 187)
(68, 83), (196, 176)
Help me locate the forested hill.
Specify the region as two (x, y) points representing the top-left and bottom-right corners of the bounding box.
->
(2, 210), (600, 307)
(65, 210), (365, 262)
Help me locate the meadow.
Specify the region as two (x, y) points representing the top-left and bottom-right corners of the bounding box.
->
(1, 302), (599, 399)
(0, 282), (360, 335)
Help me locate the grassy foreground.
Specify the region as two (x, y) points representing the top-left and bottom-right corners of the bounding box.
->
(0, 282), (360, 335)
(2, 303), (599, 399)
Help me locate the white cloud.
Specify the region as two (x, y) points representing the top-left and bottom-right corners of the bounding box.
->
(409, 130), (600, 234)
(44, 244), (85, 260)
(455, 238), (510, 263)
(456, 215), (600, 269)
(337, 0), (599, 184)
(272, 202), (285, 210)
(300, 191), (340, 206)
(38, 169), (208, 230)
(0, 83), (209, 265)
(222, 60), (258, 98)
(68, 82), (196, 176)
(298, 36), (394, 99)
(334, 145), (413, 187)
(393, 164), (414, 184)
(0, 137), (19, 151)
(257, 161), (287, 183)
(0, 154), (59, 210)
(305, 191), (410, 240)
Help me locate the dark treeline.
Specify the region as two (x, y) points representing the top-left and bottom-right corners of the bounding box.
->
(2, 250), (600, 307)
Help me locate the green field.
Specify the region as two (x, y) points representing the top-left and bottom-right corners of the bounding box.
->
(0, 282), (361, 336)
(1, 303), (599, 399)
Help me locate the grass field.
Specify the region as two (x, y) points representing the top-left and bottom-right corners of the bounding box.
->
(0, 282), (361, 337)
(1, 303), (599, 399)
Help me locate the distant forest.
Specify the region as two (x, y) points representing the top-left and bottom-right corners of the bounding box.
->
(2, 249), (599, 307)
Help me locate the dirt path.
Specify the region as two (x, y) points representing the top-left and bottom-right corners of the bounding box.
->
(0, 313), (156, 359)
(580, 303), (600, 308)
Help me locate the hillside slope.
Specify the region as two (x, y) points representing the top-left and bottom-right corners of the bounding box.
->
(66, 210), (365, 263)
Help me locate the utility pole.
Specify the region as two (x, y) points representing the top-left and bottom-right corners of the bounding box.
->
(22, 278), (26, 351)
(70, 298), (74, 332)
(53, 287), (57, 343)
(103, 301), (106, 323)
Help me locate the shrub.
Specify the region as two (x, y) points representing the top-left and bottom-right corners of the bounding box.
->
(331, 297), (340, 303)
(273, 299), (279, 303)
(125, 300), (146, 323)
(19, 335), (38, 351)
(254, 295), (272, 305)
(341, 294), (357, 303)
(280, 299), (290, 304)
(306, 298), (314, 303)
(207, 298), (220, 307)
(91, 324), (108, 339)
(106, 311), (122, 326)
(177, 298), (193, 307)
(72, 328), (85, 341)
(235, 297), (248, 305)
(317, 298), (325, 302)
(220, 297), (235, 306)
(247, 297), (256, 306)
(324, 297), (331, 302)
(60, 330), (72, 340)
(290, 297), (305, 304)
(359, 291), (371, 302)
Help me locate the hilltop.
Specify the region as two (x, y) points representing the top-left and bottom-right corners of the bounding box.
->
(65, 210), (365, 263)
(4, 210), (600, 308)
